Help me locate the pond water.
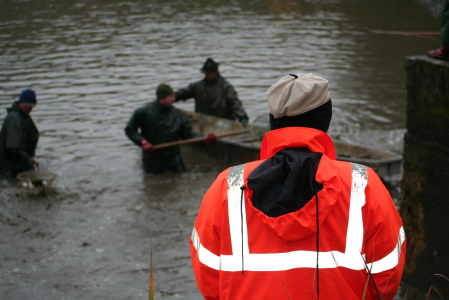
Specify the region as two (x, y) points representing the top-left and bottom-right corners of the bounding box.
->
(0, 0), (443, 299)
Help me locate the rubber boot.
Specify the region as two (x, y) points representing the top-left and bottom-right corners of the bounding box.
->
(426, 45), (449, 60)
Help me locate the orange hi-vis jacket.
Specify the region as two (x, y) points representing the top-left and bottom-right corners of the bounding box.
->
(190, 127), (406, 300)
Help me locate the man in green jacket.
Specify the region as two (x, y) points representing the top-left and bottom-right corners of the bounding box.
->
(427, 0), (449, 60)
(0, 89), (39, 178)
(125, 84), (215, 174)
(175, 58), (249, 126)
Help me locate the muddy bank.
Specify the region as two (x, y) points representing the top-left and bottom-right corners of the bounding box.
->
(0, 161), (222, 299)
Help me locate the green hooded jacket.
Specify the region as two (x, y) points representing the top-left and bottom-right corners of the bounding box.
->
(175, 74), (248, 121)
(441, 0), (449, 46)
(124, 100), (200, 173)
(0, 101), (39, 178)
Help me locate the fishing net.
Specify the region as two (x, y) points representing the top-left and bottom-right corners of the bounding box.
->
(16, 170), (57, 189)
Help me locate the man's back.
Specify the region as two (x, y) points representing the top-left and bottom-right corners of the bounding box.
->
(190, 127), (405, 300)
(189, 73), (405, 300)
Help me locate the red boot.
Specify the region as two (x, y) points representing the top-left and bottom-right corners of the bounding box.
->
(427, 45), (449, 60)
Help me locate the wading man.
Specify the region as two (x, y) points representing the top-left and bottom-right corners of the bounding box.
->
(190, 73), (406, 299)
(0, 89), (39, 178)
(175, 58), (249, 126)
(125, 84), (215, 174)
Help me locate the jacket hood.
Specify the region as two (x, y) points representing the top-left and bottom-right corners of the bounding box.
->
(7, 101), (23, 114)
(260, 127), (336, 160)
(203, 73), (221, 85)
(246, 127), (341, 242)
(153, 99), (173, 113)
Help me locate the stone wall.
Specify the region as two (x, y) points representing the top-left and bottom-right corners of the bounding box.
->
(401, 56), (449, 293)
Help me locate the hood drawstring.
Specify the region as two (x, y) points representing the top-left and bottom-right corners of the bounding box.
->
(315, 192), (320, 299)
(314, 154), (320, 300)
(240, 185), (246, 275)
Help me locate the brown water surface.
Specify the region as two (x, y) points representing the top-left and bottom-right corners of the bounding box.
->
(0, 0), (442, 299)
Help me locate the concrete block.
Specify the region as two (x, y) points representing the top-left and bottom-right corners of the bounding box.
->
(401, 56), (449, 294)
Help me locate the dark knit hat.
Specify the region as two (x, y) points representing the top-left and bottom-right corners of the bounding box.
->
(201, 58), (219, 73)
(18, 89), (37, 105)
(156, 84), (174, 100)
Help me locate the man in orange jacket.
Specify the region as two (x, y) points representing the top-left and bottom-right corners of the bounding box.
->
(190, 73), (406, 300)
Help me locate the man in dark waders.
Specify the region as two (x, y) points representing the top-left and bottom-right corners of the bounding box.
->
(125, 84), (216, 174)
(0, 89), (39, 178)
(175, 58), (249, 126)
(190, 73), (406, 300)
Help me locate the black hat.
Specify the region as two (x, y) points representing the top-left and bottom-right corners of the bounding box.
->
(201, 58), (219, 73)
(269, 99), (332, 133)
(18, 89), (37, 105)
(156, 84), (174, 100)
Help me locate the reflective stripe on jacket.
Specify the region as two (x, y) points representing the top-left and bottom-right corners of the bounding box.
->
(190, 127), (406, 300)
(192, 163), (405, 273)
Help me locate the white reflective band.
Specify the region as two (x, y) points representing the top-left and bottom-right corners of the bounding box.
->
(191, 227), (221, 270)
(191, 227), (405, 273)
(191, 163), (405, 273)
(367, 226), (406, 274)
(225, 164), (250, 270)
(343, 163), (368, 269)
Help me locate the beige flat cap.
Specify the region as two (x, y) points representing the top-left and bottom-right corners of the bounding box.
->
(267, 73), (330, 119)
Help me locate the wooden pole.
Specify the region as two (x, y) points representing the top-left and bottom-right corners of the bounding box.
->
(372, 30), (440, 36)
(152, 130), (250, 150)
(149, 228), (154, 300)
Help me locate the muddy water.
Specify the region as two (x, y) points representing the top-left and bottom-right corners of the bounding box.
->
(0, 0), (442, 299)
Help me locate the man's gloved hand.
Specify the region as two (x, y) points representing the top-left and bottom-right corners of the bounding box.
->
(204, 133), (216, 145)
(140, 138), (155, 153)
(240, 118), (248, 127)
(17, 149), (38, 170)
(30, 158), (39, 170)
